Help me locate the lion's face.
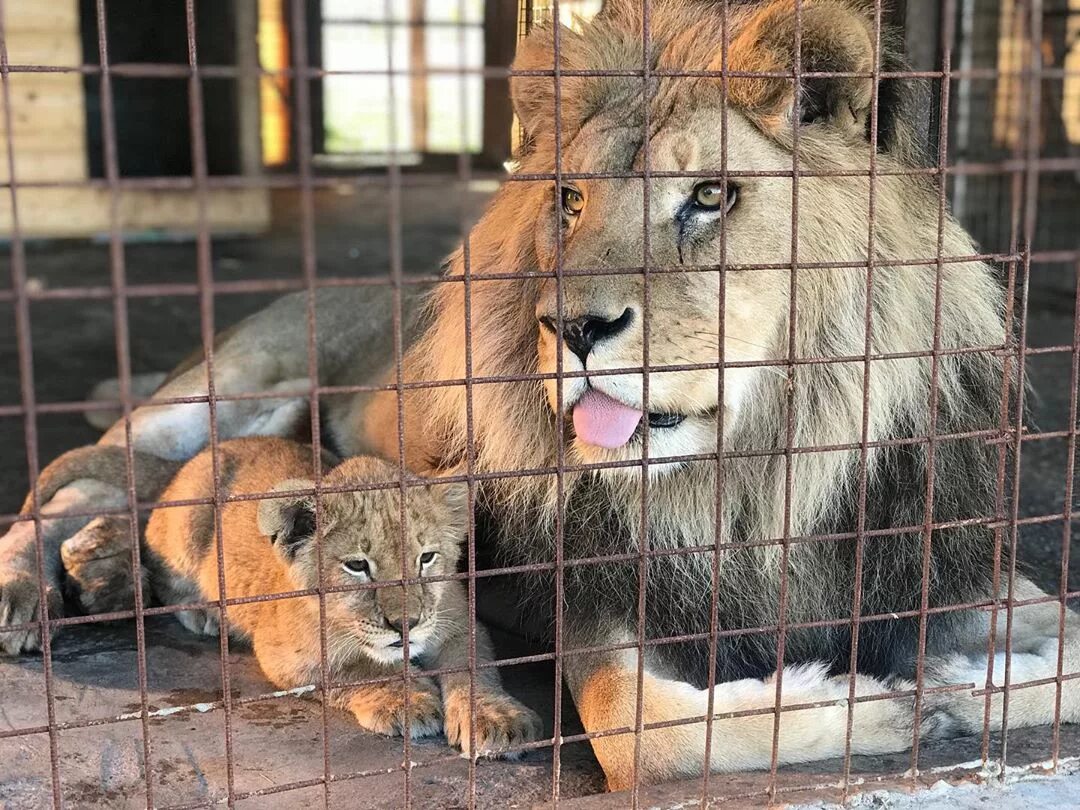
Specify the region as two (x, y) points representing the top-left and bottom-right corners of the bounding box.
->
(533, 107), (797, 469)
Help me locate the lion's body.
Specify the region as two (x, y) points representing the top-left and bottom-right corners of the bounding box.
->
(337, 0), (1079, 786)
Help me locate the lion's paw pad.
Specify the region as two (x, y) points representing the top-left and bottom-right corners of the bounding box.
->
(445, 693), (544, 759)
(0, 576), (62, 656)
(353, 685), (444, 740)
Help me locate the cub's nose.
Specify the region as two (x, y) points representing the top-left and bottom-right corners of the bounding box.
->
(537, 308), (634, 363)
(385, 616), (420, 634)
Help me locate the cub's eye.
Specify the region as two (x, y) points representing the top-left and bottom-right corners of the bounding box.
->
(418, 551), (437, 569)
(692, 181), (738, 213)
(341, 559), (370, 578)
(561, 187), (585, 216)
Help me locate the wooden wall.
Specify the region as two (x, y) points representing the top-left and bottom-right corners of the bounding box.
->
(0, 0), (269, 238)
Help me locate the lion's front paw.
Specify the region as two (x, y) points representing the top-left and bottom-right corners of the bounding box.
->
(349, 679), (444, 739)
(0, 573), (63, 655)
(444, 690), (544, 759)
(60, 515), (142, 615)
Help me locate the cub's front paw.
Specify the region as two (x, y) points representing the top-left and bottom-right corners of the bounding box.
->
(349, 678), (444, 739)
(0, 573), (63, 655)
(444, 690), (544, 759)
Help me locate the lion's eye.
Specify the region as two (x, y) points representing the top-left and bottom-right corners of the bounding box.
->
(342, 559), (371, 579)
(418, 551), (437, 572)
(692, 182), (737, 212)
(561, 187), (585, 216)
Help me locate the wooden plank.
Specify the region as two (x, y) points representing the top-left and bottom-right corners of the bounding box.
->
(0, 148), (85, 184)
(0, 187), (272, 238)
(3, 1), (78, 33)
(0, 72), (86, 181)
(5, 30), (82, 66)
(0, 2), (87, 181)
(0, 76), (85, 134)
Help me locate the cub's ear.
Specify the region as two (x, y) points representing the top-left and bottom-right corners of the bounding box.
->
(727, 0), (875, 139)
(256, 479), (317, 559)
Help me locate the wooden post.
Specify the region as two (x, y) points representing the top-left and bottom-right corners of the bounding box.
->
(481, 0), (519, 167)
(409, 0), (428, 154)
(235, 0), (263, 177)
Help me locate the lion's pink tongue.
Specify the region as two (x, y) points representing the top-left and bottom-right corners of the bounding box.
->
(573, 389), (643, 449)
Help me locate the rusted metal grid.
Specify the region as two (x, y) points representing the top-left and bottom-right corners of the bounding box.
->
(0, 0), (1077, 807)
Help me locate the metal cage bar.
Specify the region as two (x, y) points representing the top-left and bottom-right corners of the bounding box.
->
(0, 0), (1077, 807)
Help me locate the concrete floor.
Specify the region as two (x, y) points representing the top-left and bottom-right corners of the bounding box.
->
(1, 184), (1079, 807)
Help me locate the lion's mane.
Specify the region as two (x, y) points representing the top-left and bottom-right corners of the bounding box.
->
(376, 0), (1011, 686)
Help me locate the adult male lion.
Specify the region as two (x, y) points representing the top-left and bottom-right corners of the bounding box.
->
(2, 0), (1078, 793)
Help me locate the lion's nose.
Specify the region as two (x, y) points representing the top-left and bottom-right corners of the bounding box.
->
(538, 308), (634, 363)
(385, 616), (420, 634)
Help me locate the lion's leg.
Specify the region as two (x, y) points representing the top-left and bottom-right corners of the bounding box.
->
(564, 645), (916, 791)
(0, 480), (127, 654)
(97, 287), (403, 461)
(99, 365), (312, 461)
(59, 515), (144, 615)
(430, 587), (544, 758)
(84, 372), (168, 432)
(925, 577), (1080, 734)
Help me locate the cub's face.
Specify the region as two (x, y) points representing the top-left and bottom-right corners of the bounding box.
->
(314, 487), (463, 665)
(258, 461), (467, 665)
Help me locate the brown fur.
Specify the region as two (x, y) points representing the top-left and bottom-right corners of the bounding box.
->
(20, 446), (179, 516)
(144, 437), (542, 754)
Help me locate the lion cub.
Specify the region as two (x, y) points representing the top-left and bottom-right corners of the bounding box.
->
(144, 437), (542, 756)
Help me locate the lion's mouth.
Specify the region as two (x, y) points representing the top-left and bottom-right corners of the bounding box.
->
(571, 388), (686, 448)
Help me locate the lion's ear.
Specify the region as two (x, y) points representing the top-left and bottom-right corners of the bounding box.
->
(510, 25), (591, 144)
(727, 0), (875, 139)
(257, 479), (317, 560)
(595, 0), (642, 26)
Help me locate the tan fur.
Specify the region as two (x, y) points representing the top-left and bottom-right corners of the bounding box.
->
(572, 652), (919, 791)
(144, 437), (542, 755)
(20, 446), (179, 516)
(59, 516), (149, 615)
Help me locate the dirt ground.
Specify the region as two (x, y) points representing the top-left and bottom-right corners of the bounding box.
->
(0, 183), (1078, 807)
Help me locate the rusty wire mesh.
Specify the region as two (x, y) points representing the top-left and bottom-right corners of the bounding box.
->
(0, 0), (1078, 807)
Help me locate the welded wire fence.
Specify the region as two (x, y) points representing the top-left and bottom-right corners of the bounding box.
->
(0, 0), (1079, 807)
